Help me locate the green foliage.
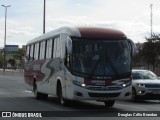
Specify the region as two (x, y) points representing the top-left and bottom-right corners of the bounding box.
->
(132, 45), (143, 66)
(0, 48), (25, 68)
(13, 48), (25, 60)
(145, 34), (160, 42)
(0, 54), (4, 68)
(141, 34), (160, 71)
(8, 59), (16, 67)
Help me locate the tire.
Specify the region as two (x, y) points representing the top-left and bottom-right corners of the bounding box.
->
(57, 83), (68, 106)
(131, 88), (138, 102)
(104, 100), (115, 107)
(33, 82), (48, 100)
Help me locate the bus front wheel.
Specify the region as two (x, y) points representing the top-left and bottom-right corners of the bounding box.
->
(57, 83), (68, 106)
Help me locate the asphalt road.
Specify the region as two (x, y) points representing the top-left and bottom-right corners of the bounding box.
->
(0, 74), (160, 120)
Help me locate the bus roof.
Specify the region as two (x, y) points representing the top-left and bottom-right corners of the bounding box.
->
(77, 27), (127, 39)
(26, 26), (127, 45)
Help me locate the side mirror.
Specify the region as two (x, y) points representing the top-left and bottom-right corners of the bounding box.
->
(66, 37), (72, 55)
(128, 39), (136, 57)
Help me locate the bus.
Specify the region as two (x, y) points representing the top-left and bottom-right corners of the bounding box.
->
(24, 26), (136, 107)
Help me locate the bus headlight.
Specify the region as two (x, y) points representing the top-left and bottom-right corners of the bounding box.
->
(122, 84), (126, 87)
(81, 83), (86, 87)
(122, 82), (132, 88)
(73, 80), (86, 87)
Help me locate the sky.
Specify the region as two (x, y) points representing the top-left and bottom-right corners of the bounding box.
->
(0, 0), (160, 48)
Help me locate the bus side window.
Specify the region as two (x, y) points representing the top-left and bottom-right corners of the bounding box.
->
(30, 44), (35, 61)
(46, 39), (53, 59)
(39, 41), (46, 59)
(25, 46), (30, 61)
(34, 43), (39, 60)
(53, 37), (61, 58)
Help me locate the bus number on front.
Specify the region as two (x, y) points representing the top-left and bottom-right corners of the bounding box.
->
(91, 80), (105, 86)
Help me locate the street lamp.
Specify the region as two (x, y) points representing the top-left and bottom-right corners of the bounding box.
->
(43, 0), (46, 34)
(2, 5), (11, 71)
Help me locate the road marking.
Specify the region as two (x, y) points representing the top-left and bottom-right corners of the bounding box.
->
(22, 90), (32, 93)
(116, 103), (148, 110)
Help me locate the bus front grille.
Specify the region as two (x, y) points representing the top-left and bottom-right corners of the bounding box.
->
(86, 86), (122, 91)
(88, 92), (120, 98)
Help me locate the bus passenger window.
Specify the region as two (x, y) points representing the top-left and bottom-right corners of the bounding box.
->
(25, 46), (30, 61)
(46, 39), (53, 59)
(34, 43), (39, 60)
(30, 44), (34, 61)
(39, 41), (46, 59)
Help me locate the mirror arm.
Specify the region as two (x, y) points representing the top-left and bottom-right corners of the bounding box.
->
(128, 39), (136, 57)
(66, 37), (73, 55)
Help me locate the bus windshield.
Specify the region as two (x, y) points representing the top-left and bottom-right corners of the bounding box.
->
(71, 38), (131, 78)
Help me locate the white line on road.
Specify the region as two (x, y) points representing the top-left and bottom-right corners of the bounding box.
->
(116, 103), (148, 110)
(22, 90), (32, 93)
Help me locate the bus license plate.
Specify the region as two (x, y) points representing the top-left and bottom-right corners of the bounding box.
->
(98, 97), (110, 102)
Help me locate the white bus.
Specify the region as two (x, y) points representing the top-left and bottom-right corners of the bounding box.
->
(24, 26), (136, 107)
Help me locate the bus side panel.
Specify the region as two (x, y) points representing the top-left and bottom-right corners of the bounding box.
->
(37, 33), (65, 95)
(65, 70), (75, 99)
(24, 58), (64, 94)
(24, 60), (45, 91)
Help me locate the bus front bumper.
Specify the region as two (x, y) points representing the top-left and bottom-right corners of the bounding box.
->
(68, 85), (132, 101)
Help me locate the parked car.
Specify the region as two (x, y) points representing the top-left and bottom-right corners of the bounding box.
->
(131, 69), (160, 101)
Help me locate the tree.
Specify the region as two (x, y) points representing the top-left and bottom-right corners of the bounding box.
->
(141, 34), (160, 71)
(8, 59), (16, 68)
(13, 48), (25, 60)
(132, 43), (143, 67)
(0, 54), (3, 68)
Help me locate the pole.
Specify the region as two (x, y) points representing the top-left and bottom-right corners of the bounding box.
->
(4, 6), (7, 71)
(43, 0), (46, 34)
(2, 5), (11, 71)
(150, 4), (153, 38)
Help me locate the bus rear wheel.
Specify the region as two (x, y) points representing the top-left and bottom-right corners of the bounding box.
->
(33, 82), (48, 100)
(104, 100), (115, 107)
